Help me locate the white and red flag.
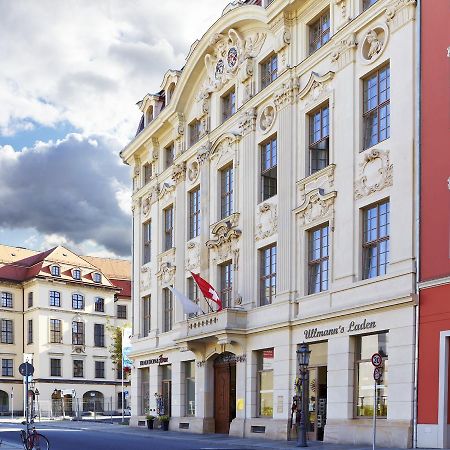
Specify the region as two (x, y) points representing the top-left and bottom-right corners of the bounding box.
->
(190, 272), (223, 311)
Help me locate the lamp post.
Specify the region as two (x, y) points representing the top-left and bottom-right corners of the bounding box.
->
(296, 343), (311, 447)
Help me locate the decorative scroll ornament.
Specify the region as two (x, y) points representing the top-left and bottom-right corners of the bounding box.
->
(158, 181), (176, 201)
(142, 186), (160, 216)
(210, 133), (240, 166)
(185, 241), (200, 271)
(354, 149), (393, 199)
(201, 29), (266, 96)
(295, 188), (337, 226)
(197, 143), (211, 165)
(172, 162), (187, 184)
(259, 105), (276, 134)
(156, 261), (176, 285)
(274, 76), (300, 110)
(206, 213), (241, 249)
(187, 160), (200, 183)
(256, 202), (278, 240)
(140, 265), (151, 291)
(385, 0), (417, 31)
(239, 108), (257, 135)
(330, 32), (357, 70)
(360, 24), (389, 64)
(299, 71), (334, 107)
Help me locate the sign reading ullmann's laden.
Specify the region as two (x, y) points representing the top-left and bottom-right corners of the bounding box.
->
(139, 354), (169, 367)
(304, 319), (376, 340)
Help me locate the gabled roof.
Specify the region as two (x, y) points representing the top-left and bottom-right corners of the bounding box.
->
(0, 244), (39, 266)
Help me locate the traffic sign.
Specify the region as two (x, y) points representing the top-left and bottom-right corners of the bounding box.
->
(373, 367), (383, 382)
(18, 362), (34, 376)
(371, 353), (383, 367)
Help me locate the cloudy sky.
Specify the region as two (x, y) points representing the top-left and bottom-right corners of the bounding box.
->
(0, 0), (230, 258)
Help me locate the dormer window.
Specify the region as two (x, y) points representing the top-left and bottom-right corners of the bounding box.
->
(51, 265), (60, 277)
(145, 106), (154, 126)
(93, 273), (102, 283)
(72, 269), (81, 280)
(167, 83), (175, 103)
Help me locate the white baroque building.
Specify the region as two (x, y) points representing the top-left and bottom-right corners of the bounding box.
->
(121, 0), (418, 446)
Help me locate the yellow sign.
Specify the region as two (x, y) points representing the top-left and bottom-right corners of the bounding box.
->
(236, 398), (244, 411)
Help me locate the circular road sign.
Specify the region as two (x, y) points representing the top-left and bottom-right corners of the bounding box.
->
(371, 353), (383, 367)
(373, 367), (383, 382)
(18, 362), (34, 377)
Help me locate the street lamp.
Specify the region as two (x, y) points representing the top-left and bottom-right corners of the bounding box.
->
(296, 343), (311, 447)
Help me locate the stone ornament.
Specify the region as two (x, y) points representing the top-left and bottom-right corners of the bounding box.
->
(360, 24), (389, 64)
(299, 71), (334, 108)
(274, 76), (300, 110)
(142, 185), (160, 216)
(206, 220), (242, 250)
(330, 32), (357, 70)
(172, 162), (187, 184)
(187, 160), (200, 183)
(185, 241), (200, 271)
(140, 265), (151, 291)
(239, 108), (257, 135)
(255, 202), (278, 240)
(156, 261), (176, 285)
(201, 29), (266, 97)
(295, 188), (337, 226)
(259, 105), (276, 134)
(385, 0), (417, 32)
(354, 148), (393, 199)
(210, 133), (240, 166)
(158, 181), (176, 201)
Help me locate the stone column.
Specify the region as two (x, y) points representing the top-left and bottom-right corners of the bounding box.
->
(274, 76), (298, 302)
(230, 358), (247, 437)
(171, 360), (183, 418)
(238, 108), (257, 307)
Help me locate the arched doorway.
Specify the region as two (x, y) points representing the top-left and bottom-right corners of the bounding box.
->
(83, 391), (104, 412)
(0, 390), (9, 413)
(214, 352), (236, 434)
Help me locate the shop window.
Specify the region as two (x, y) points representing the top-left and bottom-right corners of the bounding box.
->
(185, 361), (196, 416)
(355, 332), (388, 417)
(257, 348), (274, 417)
(140, 367), (150, 414)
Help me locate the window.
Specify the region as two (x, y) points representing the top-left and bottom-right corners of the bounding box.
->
(143, 296), (151, 337)
(117, 305), (127, 319)
(163, 288), (173, 333)
(1, 359), (13, 376)
(257, 349), (274, 417)
(185, 361), (196, 416)
(1, 292), (12, 308)
(220, 261), (233, 309)
(189, 119), (201, 147)
(363, 0), (378, 10)
(260, 245), (277, 306)
(51, 265), (60, 277)
(95, 361), (105, 378)
(363, 65), (390, 149)
(94, 323), (105, 347)
(73, 360), (84, 378)
(94, 297), (104, 312)
(72, 293), (84, 310)
(356, 332), (388, 417)
(261, 54), (278, 89)
(50, 290), (61, 307)
(143, 162), (153, 184)
(164, 205), (174, 251)
(1, 319), (13, 344)
(309, 104), (329, 174)
(362, 200), (390, 279)
(165, 143), (175, 169)
(50, 319), (62, 343)
(260, 136), (277, 201)
(189, 187), (201, 239)
(27, 319), (33, 344)
(72, 269), (81, 280)
(308, 224), (329, 294)
(188, 277), (199, 304)
(309, 10), (330, 54)
(222, 89), (236, 122)
(93, 272), (101, 283)
(220, 165), (233, 219)
(28, 292), (33, 308)
(143, 220), (152, 264)
(50, 358), (61, 377)
(72, 321), (84, 345)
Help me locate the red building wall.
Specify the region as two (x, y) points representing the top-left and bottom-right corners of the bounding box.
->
(418, 0), (450, 427)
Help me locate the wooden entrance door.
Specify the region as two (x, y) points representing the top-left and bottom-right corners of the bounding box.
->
(214, 353), (236, 434)
(306, 365), (327, 441)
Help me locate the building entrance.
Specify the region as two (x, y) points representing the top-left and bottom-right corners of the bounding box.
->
(307, 365), (327, 441)
(214, 352), (236, 434)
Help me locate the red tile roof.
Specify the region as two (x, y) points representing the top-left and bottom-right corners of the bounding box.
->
(112, 279), (131, 298)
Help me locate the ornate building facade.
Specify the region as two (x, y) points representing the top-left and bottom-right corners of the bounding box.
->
(121, 0), (418, 446)
(0, 245), (131, 416)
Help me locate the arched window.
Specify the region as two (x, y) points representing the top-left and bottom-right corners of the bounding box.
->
(72, 268), (81, 280)
(146, 106), (154, 125)
(0, 390), (9, 412)
(51, 265), (60, 277)
(93, 272), (101, 283)
(167, 83), (175, 103)
(83, 391), (104, 412)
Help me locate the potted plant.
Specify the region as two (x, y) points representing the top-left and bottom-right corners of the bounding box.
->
(159, 415), (170, 431)
(146, 414), (155, 429)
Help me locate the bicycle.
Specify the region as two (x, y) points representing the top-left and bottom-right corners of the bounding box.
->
(20, 419), (49, 450)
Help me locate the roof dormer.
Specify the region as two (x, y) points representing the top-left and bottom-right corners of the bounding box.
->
(161, 70), (181, 105)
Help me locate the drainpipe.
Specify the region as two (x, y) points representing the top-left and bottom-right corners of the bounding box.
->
(412, 1), (421, 447)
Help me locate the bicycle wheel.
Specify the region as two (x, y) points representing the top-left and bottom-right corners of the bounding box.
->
(27, 433), (50, 450)
(20, 430), (28, 449)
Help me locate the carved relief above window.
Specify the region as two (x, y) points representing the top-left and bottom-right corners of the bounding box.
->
(298, 71), (334, 108)
(185, 241), (200, 272)
(354, 148), (393, 199)
(259, 105), (276, 134)
(255, 202), (278, 241)
(210, 133), (240, 167)
(360, 24), (389, 64)
(157, 248), (176, 285)
(294, 188), (337, 228)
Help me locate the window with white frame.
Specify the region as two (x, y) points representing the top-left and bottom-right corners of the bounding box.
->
(260, 244), (277, 306)
(1, 292), (12, 308)
(72, 293), (84, 310)
(49, 290), (61, 307)
(309, 103), (329, 174)
(308, 224), (329, 294)
(260, 135), (277, 201)
(257, 348), (274, 417)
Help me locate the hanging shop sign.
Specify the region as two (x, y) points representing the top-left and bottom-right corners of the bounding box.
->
(139, 355), (169, 367)
(303, 318), (377, 340)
